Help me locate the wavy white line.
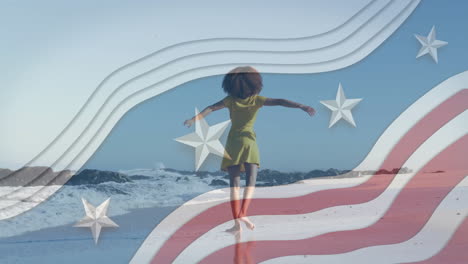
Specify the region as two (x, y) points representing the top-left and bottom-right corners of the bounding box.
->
(18, 0), (386, 173)
(30, 0), (407, 173)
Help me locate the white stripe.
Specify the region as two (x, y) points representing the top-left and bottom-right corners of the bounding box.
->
(173, 111), (468, 263)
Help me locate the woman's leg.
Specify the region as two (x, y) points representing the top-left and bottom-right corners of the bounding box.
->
(225, 164), (242, 233)
(238, 162), (257, 230)
(233, 231), (255, 264)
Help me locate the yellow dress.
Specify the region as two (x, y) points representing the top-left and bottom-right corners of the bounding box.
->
(221, 94), (267, 172)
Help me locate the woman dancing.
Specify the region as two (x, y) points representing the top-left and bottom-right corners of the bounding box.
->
(184, 66), (315, 234)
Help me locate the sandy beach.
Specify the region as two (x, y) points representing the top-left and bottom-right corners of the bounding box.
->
(0, 205), (177, 264)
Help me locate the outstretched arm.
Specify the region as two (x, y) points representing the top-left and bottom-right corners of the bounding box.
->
(264, 98), (315, 116)
(183, 99), (226, 127)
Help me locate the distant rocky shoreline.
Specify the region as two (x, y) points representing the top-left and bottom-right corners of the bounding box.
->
(0, 166), (416, 187)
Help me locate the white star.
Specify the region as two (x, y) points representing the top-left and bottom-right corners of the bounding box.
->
(320, 83), (362, 128)
(73, 197), (119, 244)
(175, 107), (232, 171)
(415, 26), (448, 63)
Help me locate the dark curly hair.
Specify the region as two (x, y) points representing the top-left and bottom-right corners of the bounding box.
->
(222, 66), (263, 99)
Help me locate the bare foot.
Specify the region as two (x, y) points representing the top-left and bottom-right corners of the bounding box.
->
(239, 217), (255, 230)
(225, 220), (242, 234)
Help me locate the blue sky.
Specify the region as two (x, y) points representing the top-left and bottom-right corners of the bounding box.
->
(83, 0), (468, 173)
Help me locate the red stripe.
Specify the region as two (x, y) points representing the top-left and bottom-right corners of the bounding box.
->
(151, 89), (468, 264)
(405, 217), (468, 264)
(200, 135), (468, 263)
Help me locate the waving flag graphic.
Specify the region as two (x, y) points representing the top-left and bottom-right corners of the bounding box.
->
(1, 0), (467, 263)
(131, 75), (468, 264)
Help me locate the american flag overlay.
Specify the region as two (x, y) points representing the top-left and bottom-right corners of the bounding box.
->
(1, 1), (467, 263)
(131, 77), (468, 263)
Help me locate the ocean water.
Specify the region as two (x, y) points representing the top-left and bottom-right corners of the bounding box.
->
(0, 168), (225, 238)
